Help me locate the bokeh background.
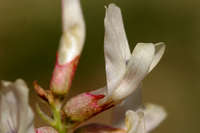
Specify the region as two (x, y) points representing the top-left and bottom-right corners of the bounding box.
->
(0, 0), (199, 133)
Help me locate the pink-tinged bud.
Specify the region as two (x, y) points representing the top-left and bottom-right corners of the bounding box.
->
(50, 0), (85, 95)
(36, 127), (58, 133)
(50, 55), (79, 95)
(63, 92), (105, 123)
(74, 124), (126, 133)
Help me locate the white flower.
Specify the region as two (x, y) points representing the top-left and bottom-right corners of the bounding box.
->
(73, 104), (166, 133)
(64, 3), (167, 133)
(125, 110), (145, 133)
(125, 104), (167, 133)
(104, 4), (166, 102)
(103, 4), (167, 132)
(0, 79), (35, 133)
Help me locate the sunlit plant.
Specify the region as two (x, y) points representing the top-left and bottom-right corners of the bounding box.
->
(0, 0), (167, 133)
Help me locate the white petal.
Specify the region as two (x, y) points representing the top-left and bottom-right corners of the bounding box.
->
(111, 43), (155, 101)
(58, 0), (85, 64)
(143, 104), (167, 132)
(62, 0), (84, 33)
(15, 79), (35, 133)
(148, 42), (166, 73)
(104, 3), (131, 95)
(0, 79), (35, 133)
(125, 110), (145, 133)
(0, 90), (18, 132)
(111, 87), (142, 127)
(90, 87), (107, 96)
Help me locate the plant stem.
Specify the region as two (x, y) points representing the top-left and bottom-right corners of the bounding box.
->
(51, 102), (67, 133)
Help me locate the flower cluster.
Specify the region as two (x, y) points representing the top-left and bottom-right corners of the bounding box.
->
(0, 1), (167, 133)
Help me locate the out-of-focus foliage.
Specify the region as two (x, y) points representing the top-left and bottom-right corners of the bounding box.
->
(0, 0), (199, 133)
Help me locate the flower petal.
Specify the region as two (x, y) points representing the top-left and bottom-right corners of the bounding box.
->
(111, 87), (142, 127)
(104, 3), (131, 95)
(59, 0), (85, 64)
(125, 110), (145, 133)
(111, 43), (155, 101)
(14, 79), (34, 133)
(143, 104), (167, 132)
(0, 85), (18, 132)
(112, 103), (166, 133)
(148, 42), (166, 73)
(0, 79), (34, 133)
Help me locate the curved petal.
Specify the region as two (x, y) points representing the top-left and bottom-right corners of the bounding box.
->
(148, 42), (166, 73)
(0, 85), (18, 132)
(59, 0), (85, 64)
(111, 87), (142, 127)
(62, 0), (85, 34)
(104, 3), (131, 95)
(0, 79), (34, 133)
(14, 79), (34, 133)
(111, 43), (155, 101)
(125, 110), (145, 133)
(90, 87), (107, 96)
(143, 104), (167, 132)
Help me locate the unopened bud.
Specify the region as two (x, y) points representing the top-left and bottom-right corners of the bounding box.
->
(63, 93), (105, 123)
(50, 0), (85, 95)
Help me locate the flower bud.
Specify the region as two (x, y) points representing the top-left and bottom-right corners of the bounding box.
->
(50, 0), (85, 95)
(63, 93), (105, 123)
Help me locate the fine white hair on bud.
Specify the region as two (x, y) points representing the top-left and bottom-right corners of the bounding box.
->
(104, 3), (166, 102)
(58, 0), (85, 64)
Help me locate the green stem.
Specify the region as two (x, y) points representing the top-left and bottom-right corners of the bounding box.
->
(37, 98), (68, 133)
(36, 104), (55, 126)
(51, 104), (67, 133)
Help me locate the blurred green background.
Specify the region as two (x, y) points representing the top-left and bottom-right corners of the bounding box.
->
(0, 0), (200, 133)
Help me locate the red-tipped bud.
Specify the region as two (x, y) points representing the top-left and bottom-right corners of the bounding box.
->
(50, 0), (85, 95)
(63, 92), (105, 123)
(50, 55), (79, 95)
